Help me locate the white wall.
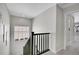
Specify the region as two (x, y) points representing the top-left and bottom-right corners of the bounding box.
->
(56, 5), (64, 52)
(0, 4), (10, 55)
(32, 4), (56, 53)
(10, 15), (32, 55)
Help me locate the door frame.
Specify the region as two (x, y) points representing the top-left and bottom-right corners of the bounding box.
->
(64, 10), (78, 50)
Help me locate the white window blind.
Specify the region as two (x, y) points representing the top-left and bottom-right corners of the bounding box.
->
(14, 26), (29, 40)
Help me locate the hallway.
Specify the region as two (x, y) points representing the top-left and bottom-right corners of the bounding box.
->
(1, 3), (79, 55)
(43, 32), (79, 55)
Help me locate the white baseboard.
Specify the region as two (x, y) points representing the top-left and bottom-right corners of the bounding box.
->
(56, 48), (64, 53)
(49, 48), (56, 54)
(50, 47), (64, 54)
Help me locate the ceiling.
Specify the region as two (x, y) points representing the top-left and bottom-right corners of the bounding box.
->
(6, 3), (55, 19)
(58, 3), (76, 8)
(59, 3), (79, 23)
(6, 3), (77, 19)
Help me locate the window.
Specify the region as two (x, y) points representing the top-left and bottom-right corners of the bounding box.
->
(14, 26), (29, 41)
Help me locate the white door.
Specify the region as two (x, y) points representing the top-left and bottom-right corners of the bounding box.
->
(65, 14), (74, 47)
(70, 15), (74, 45)
(65, 15), (71, 47)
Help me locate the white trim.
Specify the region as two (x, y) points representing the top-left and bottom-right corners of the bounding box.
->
(50, 49), (56, 54)
(50, 47), (64, 54)
(52, 50), (57, 54)
(56, 47), (64, 53)
(49, 33), (56, 54)
(64, 13), (67, 50)
(53, 34), (56, 54)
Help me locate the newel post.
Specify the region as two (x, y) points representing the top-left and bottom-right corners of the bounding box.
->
(31, 32), (34, 55)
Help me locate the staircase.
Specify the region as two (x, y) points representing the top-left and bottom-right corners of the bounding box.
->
(23, 32), (50, 55)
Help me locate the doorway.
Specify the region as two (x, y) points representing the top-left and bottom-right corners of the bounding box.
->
(64, 14), (74, 49)
(63, 11), (79, 54)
